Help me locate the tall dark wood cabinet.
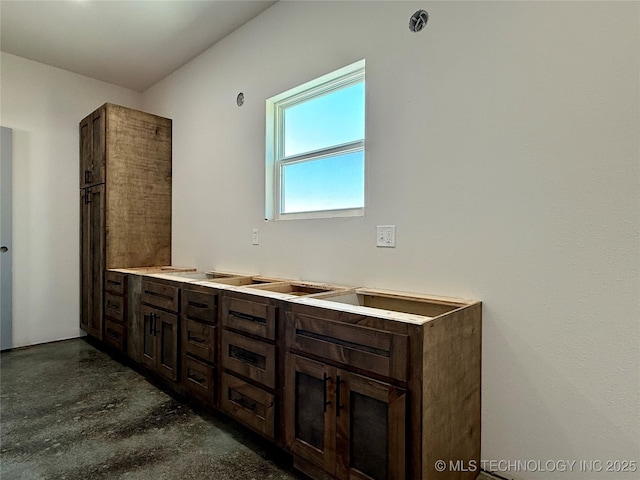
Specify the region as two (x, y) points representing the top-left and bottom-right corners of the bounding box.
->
(79, 103), (172, 340)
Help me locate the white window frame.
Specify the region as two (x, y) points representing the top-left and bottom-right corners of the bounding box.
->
(265, 60), (365, 221)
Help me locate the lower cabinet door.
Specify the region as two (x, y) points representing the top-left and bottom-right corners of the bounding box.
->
(285, 354), (337, 476)
(141, 306), (157, 371)
(141, 305), (179, 382)
(336, 371), (406, 480)
(156, 310), (179, 382)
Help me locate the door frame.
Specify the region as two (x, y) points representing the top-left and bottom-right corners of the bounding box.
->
(1, 127), (13, 351)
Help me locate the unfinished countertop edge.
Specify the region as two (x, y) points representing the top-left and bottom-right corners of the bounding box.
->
(289, 295), (432, 325)
(105, 267), (481, 325)
(108, 266), (197, 275)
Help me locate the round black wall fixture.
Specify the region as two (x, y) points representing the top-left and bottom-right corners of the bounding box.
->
(236, 92), (245, 107)
(409, 10), (428, 32)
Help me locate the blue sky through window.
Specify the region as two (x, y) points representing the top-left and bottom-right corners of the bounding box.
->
(284, 82), (364, 157)
(281, 81), (365, 213)
(282, 151), (364, 213)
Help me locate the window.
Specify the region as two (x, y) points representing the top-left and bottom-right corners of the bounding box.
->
(266, 60), (365, 220)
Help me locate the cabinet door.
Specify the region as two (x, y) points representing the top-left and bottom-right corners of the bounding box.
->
(336, 371), (406, 480)
(141, 305), (157, 371)
(88, 185), (105, 339)
(285, 354), (336, 476)
(80, 185), (104, 340)
(156, 309), (179, 382)
(79, 191), (91, 334)
(79, 108), (105, 188)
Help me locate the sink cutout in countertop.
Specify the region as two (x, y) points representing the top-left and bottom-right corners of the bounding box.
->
(319, 290), (467, 317)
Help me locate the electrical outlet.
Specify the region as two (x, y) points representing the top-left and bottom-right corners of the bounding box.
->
(252, 229), (259, 245)
(376, 225), (396, 247)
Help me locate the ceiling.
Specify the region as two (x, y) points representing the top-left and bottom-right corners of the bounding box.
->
(0, 0), (277, 92)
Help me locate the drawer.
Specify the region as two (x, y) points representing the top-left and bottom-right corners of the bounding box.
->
(221, 372), (275, 440)
(141, 279), (179, 312)
(182, 318), (216, 364)
(286, 312), (409, 382)
(221, 296), (277, 340)
(104, 292), (125, 323)
(104, 318), (126, 352)
(183, 355), (215, 404)
(182, 289), (216, 324)
(222, 330), (276, 389)
(105, 271), (126, 295)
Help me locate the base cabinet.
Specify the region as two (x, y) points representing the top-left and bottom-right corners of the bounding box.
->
(102, 271), (482, 480)
(141, 305), (179, 381)
(181, 286), (218, 404)
(140, 278), (180, 382)
(285, 354), (406, 480)
(103, 271), (127, 352)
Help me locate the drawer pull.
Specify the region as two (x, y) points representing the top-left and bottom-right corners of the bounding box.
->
(235, 396), (257, 412)
(188, 300), (209, 309)
(228, 345), (266, 369)
(188, 333), (206, 345)
(106, 300), (119, 310)
(107, 280), (122, 287)
(144, 290), (173, 301)
(187, 372), (206, 384)
(232, 348), (258, 365)
(106, 328), (119, 340)
(229, 310), (265, 325)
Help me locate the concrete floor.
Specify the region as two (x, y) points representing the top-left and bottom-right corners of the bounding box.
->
(1, 338), (495, 480)
(0, 338), (302, 480)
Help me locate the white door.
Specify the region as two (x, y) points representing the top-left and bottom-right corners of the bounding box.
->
(1, 127), (12, 350)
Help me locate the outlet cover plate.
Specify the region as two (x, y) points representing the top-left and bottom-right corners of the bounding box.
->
(252, 229), (259, 245)
(376, 225), (396, 247)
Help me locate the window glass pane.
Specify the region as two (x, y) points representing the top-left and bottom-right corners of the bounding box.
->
(284, 82), (364, 157)
(282, 151), (364, 214)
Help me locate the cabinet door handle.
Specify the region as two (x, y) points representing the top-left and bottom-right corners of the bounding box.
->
(83, 190), (92, 204)
(145, 314), (152, 335)
(323, 372), (331, 413)
(152, 313), (158, 335)
(336, 375), (343, 417)
(84, 169), (90, 184)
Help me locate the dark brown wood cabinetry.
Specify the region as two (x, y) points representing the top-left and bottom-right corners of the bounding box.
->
(80, 184), (105, 339)
(285, 354), (406, 480)
(141, 278), (180, 382)
(79, 103), (172, 341)
(220, 292), (281, 441)
(181, 286), (218, 404)
(284, 309), (409, 480)
(100, 272), (481, 480)
(104, 271), (127, 352)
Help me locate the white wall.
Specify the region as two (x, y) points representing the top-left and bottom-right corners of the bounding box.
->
(143, 1), (639, 478)
(0, 52), (142, 348)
